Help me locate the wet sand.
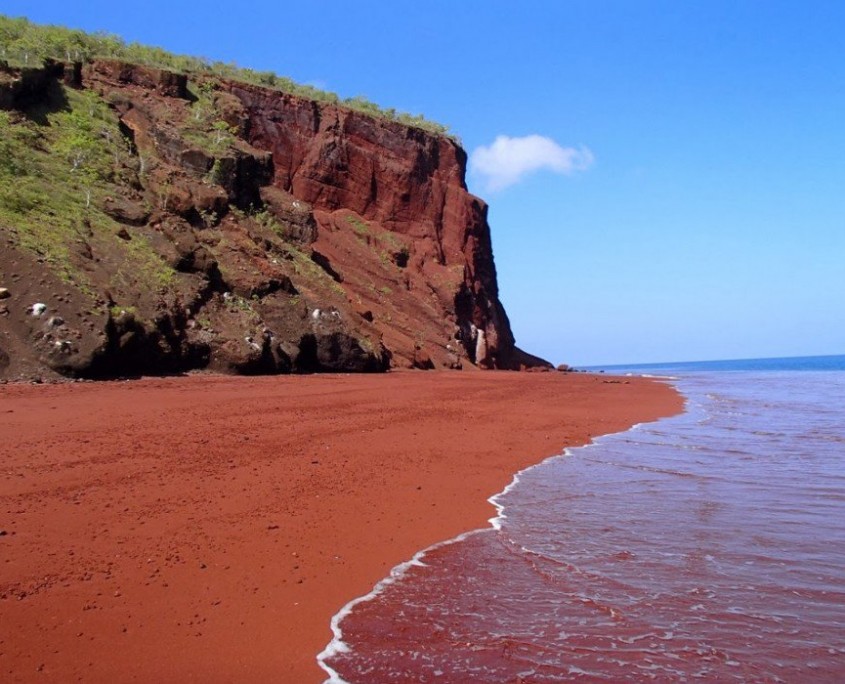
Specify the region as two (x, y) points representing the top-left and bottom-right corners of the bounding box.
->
(0, 371), (681, 683)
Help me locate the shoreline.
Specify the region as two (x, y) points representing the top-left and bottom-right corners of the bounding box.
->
(317, 416), (676, 681)
(0, 371), (682, 682)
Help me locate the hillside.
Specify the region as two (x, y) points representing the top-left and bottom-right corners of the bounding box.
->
(0, 24), (549, 380)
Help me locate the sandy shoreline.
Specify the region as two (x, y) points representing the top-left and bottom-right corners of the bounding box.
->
(0, 371), (682, 683)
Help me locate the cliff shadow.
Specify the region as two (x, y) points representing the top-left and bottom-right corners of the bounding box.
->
(0, 62), (72, 124)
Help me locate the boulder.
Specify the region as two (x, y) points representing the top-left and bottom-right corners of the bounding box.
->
(258, 186), (318, 243)
(103, 197), (150, 226)
(412, 347), (435, 370)
(296, 332), (388, 373)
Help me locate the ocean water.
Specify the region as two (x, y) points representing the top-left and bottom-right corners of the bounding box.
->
(319, 356), (845, 682)
(588, 352), (845, 374)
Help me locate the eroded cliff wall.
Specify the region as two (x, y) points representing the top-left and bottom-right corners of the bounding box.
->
(225, 80), (528, 368)
(0, 60), (547, 380)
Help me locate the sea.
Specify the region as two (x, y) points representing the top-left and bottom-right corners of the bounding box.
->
(318, 354), (845, 683)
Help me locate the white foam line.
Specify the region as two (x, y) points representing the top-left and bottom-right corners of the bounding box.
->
(316, 385), (686, 682)
(316, 443), (607, 683)
(316, 526), (486, 683)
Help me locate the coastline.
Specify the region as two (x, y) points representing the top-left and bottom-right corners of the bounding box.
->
(0, 371), (682, 682)
(317, 418), (676, 682)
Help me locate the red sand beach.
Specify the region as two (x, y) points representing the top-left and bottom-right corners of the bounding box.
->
(0, 372), (681, 683)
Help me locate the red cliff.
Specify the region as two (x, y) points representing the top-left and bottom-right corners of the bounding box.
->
(225, 80), (544, 369)
(0, 60), (548, 379)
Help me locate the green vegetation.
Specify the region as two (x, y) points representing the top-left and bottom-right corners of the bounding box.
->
(0, 14), (455, 139)
(0, 87), (135, 284)
(116, 232), (176, 292)
(0, 84), (175, 297)
(198, 208), (219, 228)
(346, 214), (371, 238)
(206, 159), (225, 185)
(284, 244), (345, 296)
(251, 207), (288, 239)
(181, 81), (239, 155)
(379, 230), (403, 250)
(345, 214), (409, 271)
(109, 304), (137, 318)
(224, 293), (256, 315)
(0, 111), (44, 213)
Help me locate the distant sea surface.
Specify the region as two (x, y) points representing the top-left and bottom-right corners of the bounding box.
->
(320, 355), (845, 682)
(588, 352), (845, 374)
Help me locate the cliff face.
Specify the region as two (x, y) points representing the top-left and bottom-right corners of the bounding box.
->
(0, 60), (547, 380)
(226, 81), (523, 369)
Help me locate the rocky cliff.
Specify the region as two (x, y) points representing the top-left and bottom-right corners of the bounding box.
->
(0, 59), (549, 380)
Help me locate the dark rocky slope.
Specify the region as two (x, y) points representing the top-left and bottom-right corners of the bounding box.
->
(0, 59), (549, 380)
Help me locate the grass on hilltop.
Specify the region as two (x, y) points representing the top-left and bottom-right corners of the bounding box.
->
(0, 14), (455, 139)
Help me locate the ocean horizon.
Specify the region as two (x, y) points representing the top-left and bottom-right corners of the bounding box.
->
(321, 357), (845, 682)
(585, 352), (845, 374)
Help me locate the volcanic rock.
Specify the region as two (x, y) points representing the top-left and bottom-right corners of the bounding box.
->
(0, 58), (550, 379)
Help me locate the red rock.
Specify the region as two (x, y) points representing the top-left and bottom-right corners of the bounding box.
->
(84, 60), (188, 98)
(225, 82), (540, 369)
(0, 59), (551, 380)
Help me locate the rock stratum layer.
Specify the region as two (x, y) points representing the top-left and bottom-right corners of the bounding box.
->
(0, 60), (549, 379)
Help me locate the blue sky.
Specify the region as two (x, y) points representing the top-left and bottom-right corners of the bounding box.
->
(5, 1), (844, 365)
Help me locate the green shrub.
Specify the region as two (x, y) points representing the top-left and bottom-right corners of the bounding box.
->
(0, 14), (456, 140)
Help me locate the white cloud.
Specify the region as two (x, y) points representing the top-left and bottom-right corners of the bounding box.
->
(469, 135), (594, 191)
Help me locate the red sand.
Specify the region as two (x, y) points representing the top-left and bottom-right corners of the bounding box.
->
(0, 372), (681, 683)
